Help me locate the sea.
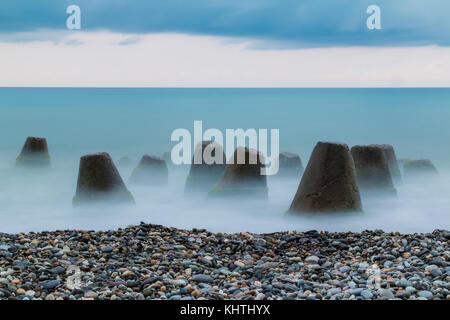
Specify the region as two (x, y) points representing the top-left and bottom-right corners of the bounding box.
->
(0, 88), (449, 234)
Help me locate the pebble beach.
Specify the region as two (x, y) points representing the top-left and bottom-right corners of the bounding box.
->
(0, 223), (448, 300)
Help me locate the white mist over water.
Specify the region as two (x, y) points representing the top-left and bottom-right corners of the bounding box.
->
(0, 155), (448, 234)
(1, 88), (450, 234)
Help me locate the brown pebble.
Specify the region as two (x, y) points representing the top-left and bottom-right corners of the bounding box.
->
(17, 288), (26, 295)
(191, 290), (202, 298)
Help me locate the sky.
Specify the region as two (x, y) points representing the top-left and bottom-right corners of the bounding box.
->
(0, 0), (449, 87)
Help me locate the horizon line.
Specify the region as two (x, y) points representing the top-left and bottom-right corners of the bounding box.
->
(1, 86), (450, 89)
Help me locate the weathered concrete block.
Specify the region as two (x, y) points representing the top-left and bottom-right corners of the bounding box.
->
(209, 147), (268, 199)
(16, 137), (51, 167)
(73, 152), (134, 206)
(276, 152), (304, 177)
(351, 145), (396, 196)
(403, 159), (438, 177)
(185, 141), (226, 193)
(129, 155), (168, 186)
(289, 142), (362, 213)
(369, 144), (402, 184)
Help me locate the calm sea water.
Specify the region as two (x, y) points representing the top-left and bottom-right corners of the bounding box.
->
(0, 88), (449, 234)
(1, 88), (450, 163)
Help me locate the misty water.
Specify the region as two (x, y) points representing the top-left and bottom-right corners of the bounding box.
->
(0, 88), (449, 234)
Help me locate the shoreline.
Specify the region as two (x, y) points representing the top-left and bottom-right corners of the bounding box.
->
(0, 223), (449, 238)
(0, 223), (449, 300)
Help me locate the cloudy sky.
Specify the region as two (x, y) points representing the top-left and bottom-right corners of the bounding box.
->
(1, 0), (449, 87)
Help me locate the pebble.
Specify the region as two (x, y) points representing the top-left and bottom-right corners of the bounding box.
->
(42, 280), (60, 290)
(25, 290), (35, 297)
(0, 224), (447, 300)
(418, 290), (433, 299)
(192, 274), (213, 283)
(17, 288), (26, 295)
(256, 293), (265, 300)
(45, 294), (55, 300)
(339, 266), (351, 273)
(377, 288), (395, 300)
(84, 291), (98, 299)
(305, 256), (319, 264)
(430, 269), (443, 277)
(101, 245), (113, 253)
(361, 290), (373, 299)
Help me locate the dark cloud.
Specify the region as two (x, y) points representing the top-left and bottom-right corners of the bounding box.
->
(0, 0), (449, 47)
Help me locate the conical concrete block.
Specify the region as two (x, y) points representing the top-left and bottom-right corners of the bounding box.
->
(289, 142), (362, 214)
(129, 155), (168, 186)
(369, 144), (402, 185)
(16, 137), (51, 167)
(185, 141), (226, 193)
(351, 145), (396, 196)
(277, 152), (304, 177)
(209, 147), (268, 199)
(73, 152), (134, 206)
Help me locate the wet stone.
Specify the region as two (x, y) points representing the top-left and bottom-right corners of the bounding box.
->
(192, 274), (214, 283)
(0, 223), (447, 301)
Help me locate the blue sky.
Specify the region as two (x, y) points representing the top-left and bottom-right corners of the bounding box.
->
(1, 0), (449, 47)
